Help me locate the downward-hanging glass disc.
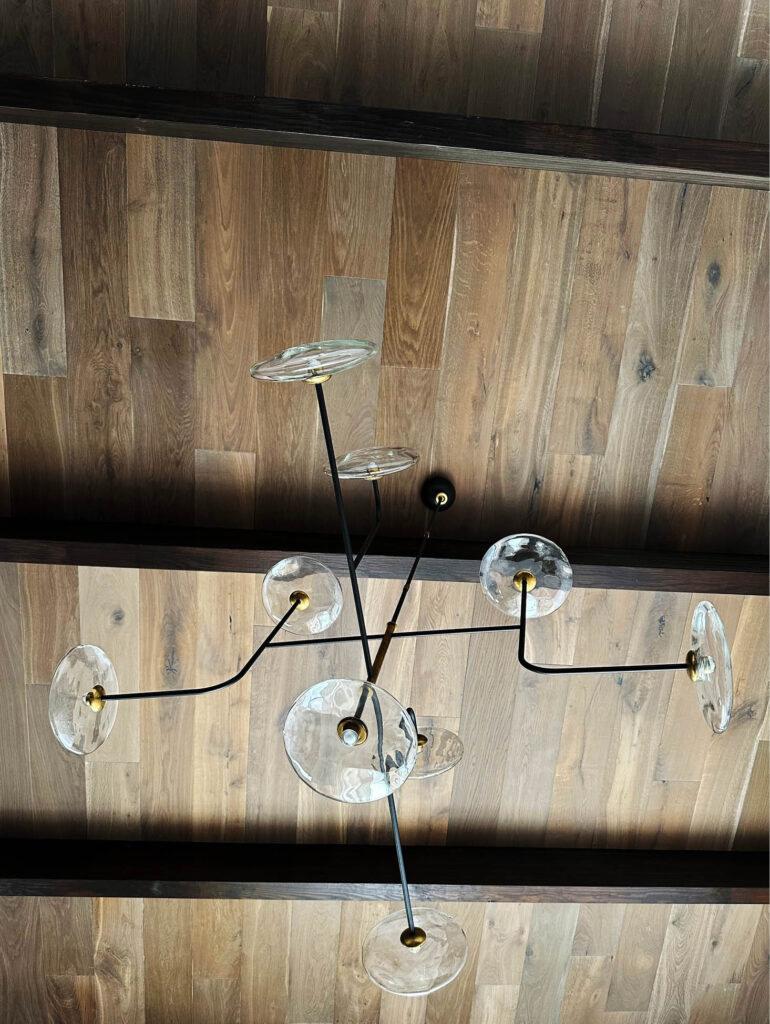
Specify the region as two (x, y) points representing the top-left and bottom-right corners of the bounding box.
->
(48, 644), (119, 754)
(409, 726), (464, 780)
(479, 533), (572, 619)
(249, 340), (376, 382)
(283, 679), (418, 802)
(362, 908), (468, 996)
(327, 446), (420, 481)
(262, 556), (343, 635)
(690, 600), (733, 733)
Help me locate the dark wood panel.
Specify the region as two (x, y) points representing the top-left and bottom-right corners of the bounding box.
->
(0, 518), (764, 593)
(0, 840), (765, 904)
(0, 76), (766, 188)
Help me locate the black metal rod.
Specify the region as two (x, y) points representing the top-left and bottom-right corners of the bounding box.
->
(315, 383), (373, 679)
(390, 508), (438, 624)
(354, 480), (382, 568)
(102, 600), (299, 701)
(267, 622), (521, 649)
(517, 579), (689, 676)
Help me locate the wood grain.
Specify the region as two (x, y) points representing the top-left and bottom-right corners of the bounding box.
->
(125, 0), (195, 89)
(194, 449), (257, 529)
(143, 899), (192, 1024)
(5, 374), (69, 518)
(721, 57), (769, 145)
(324, 153), (395, 281)
(0, 563), (33, 836)
(467, 29), (540, 121)
(196, 0), (266, 95)
(92, 897), (145, 1024)
(52, 0), (125, 83)
(265, 6), (337, 102)
(25, 683), (87, 837)
(19, 563), (79, 685)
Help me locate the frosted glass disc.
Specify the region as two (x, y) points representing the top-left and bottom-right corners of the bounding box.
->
(262, 556), (343, 635)
(49, 644), (119, 755)
(690, 601), (733, 733)
(363, 908), (468, 996)
(326, 447), (420, 481)
(409, 727), (464, 780)
(479, 533), (572, 619)
(283, 679), (418, 802)
(250, 340), (376, 382)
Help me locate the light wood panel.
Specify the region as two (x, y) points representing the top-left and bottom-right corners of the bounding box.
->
(0, 898), (766, 1023)
(2, 0), (766, 143)
(0, 128), (766, 556)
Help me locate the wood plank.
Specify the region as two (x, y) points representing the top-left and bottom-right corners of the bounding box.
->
(697, 904), (763, 986)
(45, 974), (97, 1024)
(126, 135), (195, 322)
(332, 0), (408, 110)
(536, 454), (604, 548)
(645, 906), (712, 1022)
(52, 0), (125, 82)
(0, 122), (66, 376)
(687, 983), (740, 1023)
(572, 904), (625, 956)
(5, 375), (69, 518)
(194, 450), (256, 529)
(0, 0), (52, 75)
(412, 581), (476, 718)
(557, 955), (613, 1024)
(240, 901), (290, 1024)
(125, 0), (195, 89)
(92, 897), (145, 1024)
(734, 740), (769, 850)
(678, 186), (767, 386)
(514, 904), (580, 1024)
(25, 684), (87, 838)
(1, 77), (767, 188)
(194, 139), (261, 453)
(196, 0), (266, 95)
(131, 318), (195, 524)
(265, 6), (336, 102)
(287, 901), (341, 1023)
(0, 896), (47, 1017)
(470, 985), (520, 1023)
(324, 153), (395, 280)
(740, 0), (770, 60)
(0, 563), (33, 836)
(475, 904), (532, 985)
(143, 899), (193, 1024)
(333, 902), (384, 1024)
(86, 762), (140, 839)
(19, 563), (79, 685)
(467, 29), (540, 121)
(192, 898), (242, 979)
(399, 0), (477, 115)
(37, 896), (93, 974)
(382, 158), (458, 369)
(192, 978), (240, 1022)
(721, 57), (769, 145)
(731, 906), (769, 1023)
(475, 0), (544, 32)
(425, 903), (485, 1024)
(606, 904), (670, 1012)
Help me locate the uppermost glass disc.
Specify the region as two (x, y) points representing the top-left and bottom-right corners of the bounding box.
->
(326, 446), (420, 481)
(249, 340), (376, 382)
(49, 644), (119, 754)
(479, 533), (572, 619)
(262, 556), (343, 635)
(690, 600), (733, 733)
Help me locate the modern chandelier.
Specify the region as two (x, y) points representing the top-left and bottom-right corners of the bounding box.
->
(48, 339), (734, 997)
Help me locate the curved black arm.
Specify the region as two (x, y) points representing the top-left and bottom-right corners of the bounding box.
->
(354, 480), (382, 567)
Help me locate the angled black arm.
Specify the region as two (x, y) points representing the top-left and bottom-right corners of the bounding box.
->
(354, 480), (382, 568)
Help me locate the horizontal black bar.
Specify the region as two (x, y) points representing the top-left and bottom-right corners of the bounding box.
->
(0, 518), (765, 594)
(0, 840), (764, 904)
(0, 75), (766, 189)
(268, 623), (522, 648)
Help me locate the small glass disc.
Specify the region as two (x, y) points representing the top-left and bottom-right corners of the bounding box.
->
(249, 340), (376, 382)
(409, 727), (464, 780)
(326, 447), (420, 481)
(262, 556), (343, 635)
(690, 600), (733, 733)
(362, 908), (468, 996)
(283, 679), (418, 802)
(48, 644), (119, 755)
(479, 533), (572, 620)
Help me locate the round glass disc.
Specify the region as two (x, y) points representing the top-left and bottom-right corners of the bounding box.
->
(283, 679), (418, 802)
(262, 556), (343, 635)
(326, 447), (420, 481)
(479, 533), (572, 619)
(49, 644), (119, 755)
(362, 908), (468, 996)
(410, 727), (464, 780)
(249, 340), (376, 382)
(690, 600), (733, 733)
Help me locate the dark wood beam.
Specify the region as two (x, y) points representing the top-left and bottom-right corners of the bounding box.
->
(0, 840), (764, 904)
(0, 518), (765, 594)
(0, 75), (766, 190)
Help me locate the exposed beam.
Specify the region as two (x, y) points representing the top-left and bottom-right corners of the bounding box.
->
(0, 75), (766, 190)
(0, 840), (764, 904)
(0, 518), (765, 594)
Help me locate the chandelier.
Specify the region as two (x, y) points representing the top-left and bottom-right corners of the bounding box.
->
(47, 340), (734, 997)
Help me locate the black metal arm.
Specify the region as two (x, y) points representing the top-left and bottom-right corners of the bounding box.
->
(354, 479), (382, 568)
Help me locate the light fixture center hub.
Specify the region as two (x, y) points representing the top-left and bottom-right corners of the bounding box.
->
(513, 569), (537, 592)
(337, 716), (368, 746)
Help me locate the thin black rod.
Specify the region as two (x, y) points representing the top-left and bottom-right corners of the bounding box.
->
(353, 480), (382, 568)
(388, 793), (415, 931)
(267, 622), (521, 649)
(390, 508), (439, 625)
(517, 579), (689, 676)
(315, 382), (373, 678)
(103, 601), (299, 701)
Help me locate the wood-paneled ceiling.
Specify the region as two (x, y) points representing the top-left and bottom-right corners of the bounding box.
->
(0, 0), (767, 144)
(0, 123), (767, 554)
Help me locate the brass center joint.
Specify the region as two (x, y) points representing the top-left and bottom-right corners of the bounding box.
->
(685, 649), (699, 682)
(513, 569), (537, 592)
(84, 684), (106, 712)
(417, 733), (428, 750)
(337, 717), (368, 746)
(400, 927), (427, 948)
(306, 373), (331, 384)
(434, 492), (448, 506)
(290, 590), (310, 610)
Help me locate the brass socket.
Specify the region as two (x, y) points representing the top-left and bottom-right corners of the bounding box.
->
(306, 373), (331, 384)
(435, 492), (448, 506)
(337, 717), (368, 745)
(686, 649), (699, 682)
(417, 733), (428, 750)
(513, 569), (537, 592)
(400, 927), (427, 948)
(290, 590), (310, 611)
(84, 684), (106, 712)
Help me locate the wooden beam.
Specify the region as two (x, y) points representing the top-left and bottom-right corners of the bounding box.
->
(0, 75), (766, 190)
(0, 518), (765, 594)
(0, 840), (764, 904)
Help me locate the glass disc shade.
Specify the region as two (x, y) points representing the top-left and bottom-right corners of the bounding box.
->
(262, 556), (343, 635)
(479, 533), (572, 619)
(48, 644), (119, 754)
(690, 600), (733, 733)
(410, 727), (464, 780)
(327, 446), (420, 481)
(283, 679), (418, 802)
(249, 340), (376, 382)
(362, 908), (468, 996)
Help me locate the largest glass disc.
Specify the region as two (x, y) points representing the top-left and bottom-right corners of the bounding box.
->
(283, 679), (417, 802)
(690, 600), (733, 733)
(249, 340), (376, 382)
(49, 644), (119, 754)
(362, 908), (468, 996)
(479, 533), (572, 619)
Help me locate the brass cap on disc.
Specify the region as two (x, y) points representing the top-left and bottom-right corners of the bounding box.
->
(686, 649), (699, 682)
(337, 717), (368, 746)
(417, 733), (428, 749)
(306, 373), (331, 384)
(84, 684), (106, 713)
(513, 570), (537, 592)
(289, 590), (311, 610)
(400, 927), (427, 948)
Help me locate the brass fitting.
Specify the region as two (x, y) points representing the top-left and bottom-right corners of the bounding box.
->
(290, 590), (310, 610)
(306, 373), (331, 384)
(435, 492), (449, 506)
(417, 733), (428, 750)
(400, 927), (427, 948)
(686, 649), (699, 682)
(513, 569), (537, 592)
(337, 717), (368, 746)
(84, 684), (106, 712)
